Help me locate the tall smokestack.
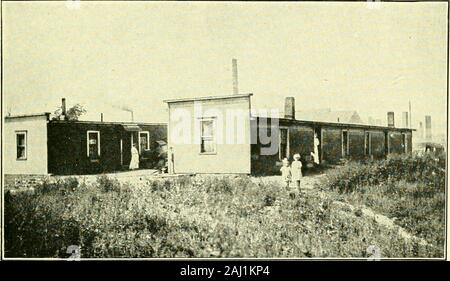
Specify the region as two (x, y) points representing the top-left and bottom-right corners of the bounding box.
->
(409, 101), (412, 130)
(387, 112), (395, 127)
(419, 122), (424, 139)
(419, 122), (423, 140)
(101, 113), (103, 122)
(232, 58), (239, 95)
(402, 112), (409, 128)
(61, 98), (67, 120)
(425, 115), (432, 140)
(284, 97), (295, 119)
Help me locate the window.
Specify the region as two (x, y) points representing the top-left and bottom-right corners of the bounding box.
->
(16, 131), (27, 160)
(279, 128), (289, 160)
(200, 119), (216, 154)
(87, 131), (100, 159)
(139, 131), (150, 152)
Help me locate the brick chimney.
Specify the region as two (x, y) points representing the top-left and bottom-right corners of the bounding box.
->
(61, 98), (67, 120)
(387, 112), (395, 127)
(425, 115), (432, 140)
(285, 97), (295, 119)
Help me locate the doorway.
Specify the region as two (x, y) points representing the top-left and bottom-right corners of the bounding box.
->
(384, 131), (389, 155)
(279, 128), (289, 160)
(314, 127), (322, 163)
(342, 130), (349, 158)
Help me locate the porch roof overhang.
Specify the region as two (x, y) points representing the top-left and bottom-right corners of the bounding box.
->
(121, 124), (141, 131)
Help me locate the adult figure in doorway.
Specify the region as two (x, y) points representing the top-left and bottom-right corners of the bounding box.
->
(129, 143), (140, 170)
(311, 133), (320, 165)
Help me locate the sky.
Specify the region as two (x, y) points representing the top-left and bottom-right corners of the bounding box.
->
(2, 1), (448, 137)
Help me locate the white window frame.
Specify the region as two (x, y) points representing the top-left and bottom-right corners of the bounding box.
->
(138, 131), (150, 152)
(86, 130), (101, 157)
(364, 131), (372, 156)
(199, 117), (217, 154)
(16, 131), (27, 160)
(278, 127), (290, 160)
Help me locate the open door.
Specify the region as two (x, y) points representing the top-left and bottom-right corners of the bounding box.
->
(384, 131), (389, 155)
(342, 130), (349, 158)
(313, 127), (322, 164)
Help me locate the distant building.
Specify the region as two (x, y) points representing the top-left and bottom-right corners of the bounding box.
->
(296, 109), (364, 124)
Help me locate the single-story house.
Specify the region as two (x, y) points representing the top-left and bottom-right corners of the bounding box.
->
(4, 112), (166, 175)
(164, 94), (414, 175)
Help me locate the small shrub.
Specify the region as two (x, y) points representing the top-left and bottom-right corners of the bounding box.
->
(96, 175), (121, 193)
(205, 177), (234, 194)
(263, 194), (276, 207)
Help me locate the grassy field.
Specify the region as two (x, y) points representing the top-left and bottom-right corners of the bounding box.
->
(321, 152), (446, 257)
(4, 153), (445, 258)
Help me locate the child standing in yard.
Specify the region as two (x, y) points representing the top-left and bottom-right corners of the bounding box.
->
(280, 158), (291, 190)
(291, 154), (303, 192)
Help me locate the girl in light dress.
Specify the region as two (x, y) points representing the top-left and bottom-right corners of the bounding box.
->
(280, 158), (291, 190)
(291, 153), (303, 192)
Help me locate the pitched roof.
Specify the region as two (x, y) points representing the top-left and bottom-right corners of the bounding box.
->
(295, 109), (364, 124)
(163, 93), (253, 103)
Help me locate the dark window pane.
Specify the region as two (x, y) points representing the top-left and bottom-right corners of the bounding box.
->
(279, 129), (288, 159)
(17, 134), (25, 146)
(17, 147), (25, 159)
(201, 139), (214, 153)
(201, 120), (214, 137)
(140, 134), (148, 151)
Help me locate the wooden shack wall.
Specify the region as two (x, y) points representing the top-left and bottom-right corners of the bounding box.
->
(47, 122), (167, 175)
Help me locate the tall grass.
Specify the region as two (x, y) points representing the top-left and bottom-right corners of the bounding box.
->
(5, 171), (441, 258)
(322, 152), (445, 256)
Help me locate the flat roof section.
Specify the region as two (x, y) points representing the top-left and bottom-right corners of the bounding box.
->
(49, 120), (166, 126)
(4, 113), (51, 120)
(253, 116), (415, 132)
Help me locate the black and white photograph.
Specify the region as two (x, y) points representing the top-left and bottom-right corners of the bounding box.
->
(0, 0), (448, 264)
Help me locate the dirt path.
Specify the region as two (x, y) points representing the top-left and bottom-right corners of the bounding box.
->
(250, 173), (325, 190)
(301, 174), (430, 247)
(255, 173), (430, 247)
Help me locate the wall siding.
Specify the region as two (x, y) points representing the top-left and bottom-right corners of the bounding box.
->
(168, 97), (252, 174)
(4, 115), (49, 174)
(348, 129), (365, 159)
(289, 125), (314, 161)
(389, 131), (404, 154)
(250, 116), (414, 174)
(250, 119), (315, 175)
(322, 127), (342, 163)
(370, 130), (386, 158)
(47, 122), (166, 175)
